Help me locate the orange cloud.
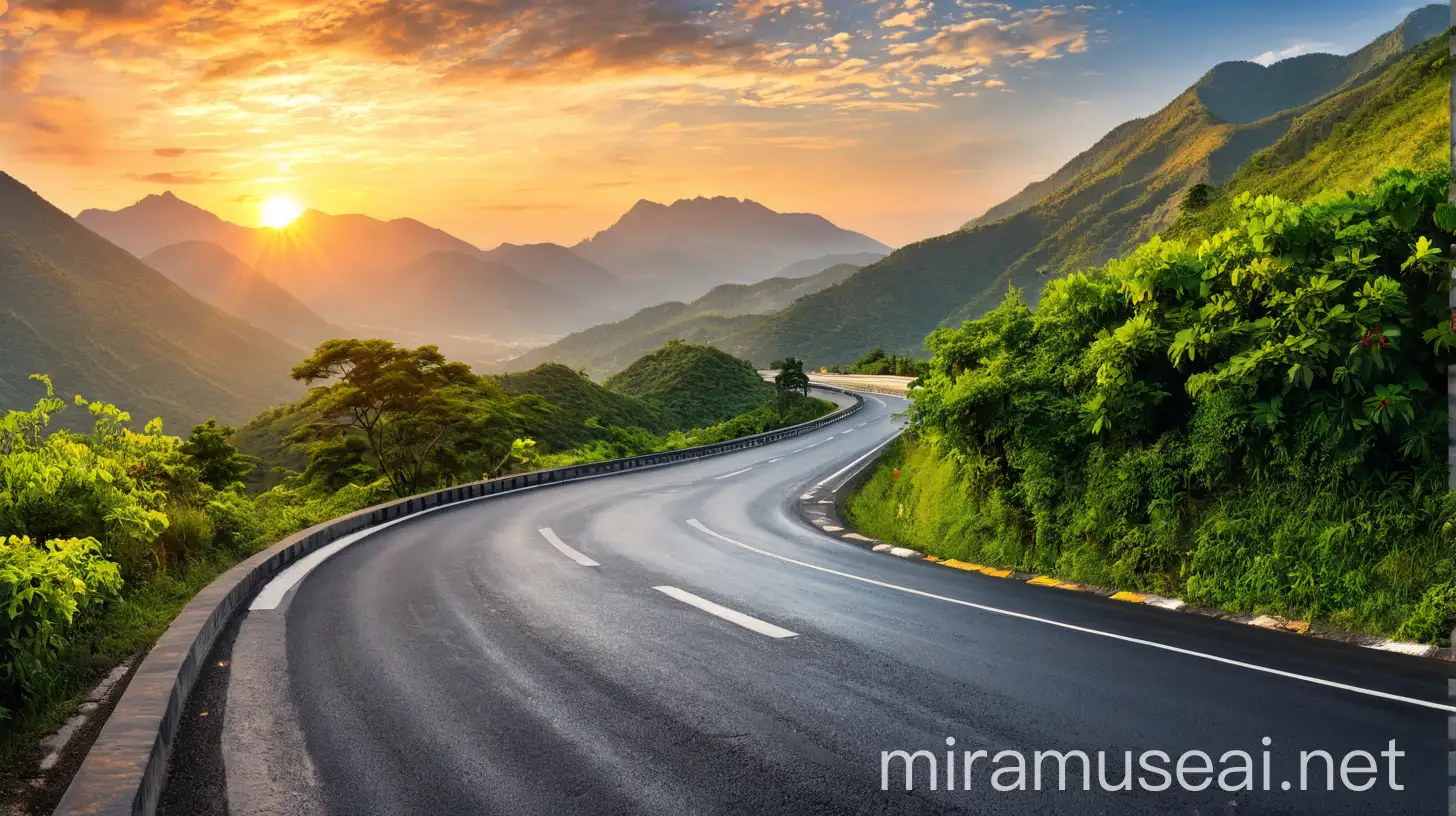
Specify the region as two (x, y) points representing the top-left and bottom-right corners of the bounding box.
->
(0, 0), (1106, 247)
(124, 169), (223, 184)
(0, 93), (102, 164)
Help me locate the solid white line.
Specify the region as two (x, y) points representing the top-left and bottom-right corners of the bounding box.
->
(654, 585), (798, 638)
(538, 528), (600, 567)
(251, 518), (411, 610)
(816, 433), (903, 489)
(683, 519), (1456, 714)
(716, 467), (755, 480)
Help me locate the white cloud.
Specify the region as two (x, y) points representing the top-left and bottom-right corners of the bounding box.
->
(1250, 41), (1333, 66)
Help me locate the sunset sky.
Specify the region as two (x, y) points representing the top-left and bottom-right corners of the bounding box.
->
(0, 0), (1424, 248)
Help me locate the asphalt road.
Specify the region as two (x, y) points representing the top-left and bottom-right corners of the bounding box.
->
(214, 389), (1455, 815)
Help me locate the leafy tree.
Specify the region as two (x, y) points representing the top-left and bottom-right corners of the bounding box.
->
(1180, 182), (1215, 213)
(291, 339), (479, 497)
(773, 357), (811, 396)
(180, 419), (256, 490)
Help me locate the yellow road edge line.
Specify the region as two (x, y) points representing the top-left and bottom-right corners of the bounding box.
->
(938, 559), (980, 571)
(1027, 576), (1060, 587)
(979, 567), (1013, 578)
(1110, 591), (1148, 603)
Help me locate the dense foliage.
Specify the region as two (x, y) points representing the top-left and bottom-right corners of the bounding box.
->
(494, 363), (670, 447)
(605, 341), (775, 429)
(826, 347), (928, 378)
(850, 168), (1455, 639)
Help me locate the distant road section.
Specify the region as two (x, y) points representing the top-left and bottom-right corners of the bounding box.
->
(760, 370), (915, 396)
(806, 373), (914, 396)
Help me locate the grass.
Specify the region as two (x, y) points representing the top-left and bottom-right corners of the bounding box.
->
(847, 435), (1455, 643)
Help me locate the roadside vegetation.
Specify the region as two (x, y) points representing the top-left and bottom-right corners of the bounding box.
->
(822, 347), (928, 378)
(848, 168), (1456, 641)
(0, 340), (831, 765)
(603, 340), (778, 428)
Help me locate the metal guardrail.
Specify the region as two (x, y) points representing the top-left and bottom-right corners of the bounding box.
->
(51, 386), (863, 816)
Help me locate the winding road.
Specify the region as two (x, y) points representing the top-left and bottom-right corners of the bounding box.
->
(203, 388), (1453, 815)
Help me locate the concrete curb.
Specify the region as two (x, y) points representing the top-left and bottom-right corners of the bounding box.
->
(52, 387), (864, 816)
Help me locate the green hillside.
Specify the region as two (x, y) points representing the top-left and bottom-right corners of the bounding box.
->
(503, 262), (860, 377)
(1170, 32), (1450, 240)
(0, 173), (301, 431)
(733, 7), (1446, 367)
(493, 363), (669, 448)
(604, 342), (773, 429)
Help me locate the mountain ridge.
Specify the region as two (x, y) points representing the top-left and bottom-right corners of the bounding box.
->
(500, 260), (864, 377)
(0, 172), (301, 430)
(571, 195), (891, 304)
(141, 241), (341, 349)
(732, 5), (1447, 367)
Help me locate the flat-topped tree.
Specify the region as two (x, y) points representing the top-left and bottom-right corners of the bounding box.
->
(291, 339), (479, 498)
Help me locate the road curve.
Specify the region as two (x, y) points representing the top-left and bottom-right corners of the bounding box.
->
(212, 388), (1453, 815)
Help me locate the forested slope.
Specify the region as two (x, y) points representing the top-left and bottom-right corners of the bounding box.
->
(735, 7), (1446, 367)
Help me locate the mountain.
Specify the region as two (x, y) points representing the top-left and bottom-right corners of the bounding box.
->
(76, 192), (255, 259)
(76, 195), (629, 342)
(1170, 21), (1451, 240)
(480, 242), (621, 297)
(682, 263), (861, 317)
(77, 195), (485, 310)
(348, 251), (565, 339)
(572, 196), (890, 303)
(479, 242), (641, 323)
(499, 260), (864, 377)
(142, 241), (341, 349)
(249, 210), (483, 309)
(963, 4), (1448, 230)
(603, 341), (772, 429)
(734, 5), (1448, 367)
(0, 173), (300, 430)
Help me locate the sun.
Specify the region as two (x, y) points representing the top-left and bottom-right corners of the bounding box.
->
(259, 195), (305, 228)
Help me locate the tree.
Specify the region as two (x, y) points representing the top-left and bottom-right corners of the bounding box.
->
(854, 347), (890, 374)
(773, 357), (811, 405)
(291, 340), (478, 497)
(180, 419), (256, 490)
(1180, 182), (1215, 213)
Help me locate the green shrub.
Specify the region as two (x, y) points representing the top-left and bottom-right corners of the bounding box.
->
(159, 505), (216, 566)
(0, 536), (122, 719)
(206, 490), (264, 552)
